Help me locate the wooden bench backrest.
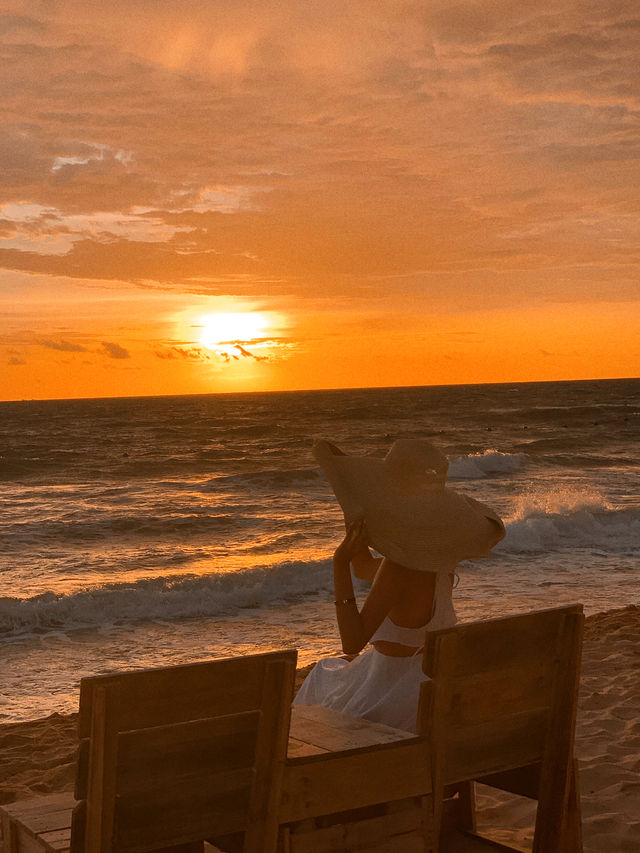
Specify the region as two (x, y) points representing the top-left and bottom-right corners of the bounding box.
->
(420, 604), (584, 849)
(72, 649), (297, 853)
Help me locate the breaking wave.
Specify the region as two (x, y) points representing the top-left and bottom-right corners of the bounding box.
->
(497, 489), (639, 555)
(449, 450), (528, 479)
(0, 559), (333, 637)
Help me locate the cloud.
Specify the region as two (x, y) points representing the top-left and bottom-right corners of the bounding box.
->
(234, 343), (268, 361)
(1, 0), (639, 395)
(155, 345), (211, 361)
(101, 341), (130, 359)
(39, 338), (88, 352)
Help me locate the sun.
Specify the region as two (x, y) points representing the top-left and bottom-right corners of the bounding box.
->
(199, 312), (269, 351)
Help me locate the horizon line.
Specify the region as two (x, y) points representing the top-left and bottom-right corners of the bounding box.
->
(1, 374), (638, 405)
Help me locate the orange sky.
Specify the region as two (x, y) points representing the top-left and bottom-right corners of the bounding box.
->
(1, 0), (639, 400)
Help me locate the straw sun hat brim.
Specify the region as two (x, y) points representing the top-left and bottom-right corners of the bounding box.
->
(313, 439), (505, 573)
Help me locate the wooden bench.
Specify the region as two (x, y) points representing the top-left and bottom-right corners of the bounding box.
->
(1, 677), (425, 853)
(1, 604), (585, 853)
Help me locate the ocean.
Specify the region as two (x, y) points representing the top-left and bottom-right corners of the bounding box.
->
(1, 379), (638, 722)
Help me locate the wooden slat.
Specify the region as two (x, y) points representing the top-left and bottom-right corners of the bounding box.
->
(1, 812), (18, 853)
(287, 736), (328, 759)
(115, 712), (260, 795)
(442, 711), (548, 782)
(279, 738), (431, 824)
(5, 831), (57, 853)
(0, 807), (72, 836)
(83, 685), (117, 853)
(287, 803), (425, 853)
(289, 706), (416, 753)
(78, 650), (296, 737)
(114, 778), (254, 852)
(423, 605), (583, 679)
(0, 795), (74, 853)
(443, 830), (529, 853)
(440, 667), (553, 725)
(69, 802), (85, 853)
(74, 739), (89, 801)
(532, 610), (584, 853)
(244, 657), (296, 853)
(1, 795), (74, 822)
(36, 829), (71, 853)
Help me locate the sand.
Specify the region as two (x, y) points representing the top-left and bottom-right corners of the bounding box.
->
(1, 606), (638, 852)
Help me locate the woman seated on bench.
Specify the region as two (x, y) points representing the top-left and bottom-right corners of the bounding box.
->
(294, 439), (505, 732)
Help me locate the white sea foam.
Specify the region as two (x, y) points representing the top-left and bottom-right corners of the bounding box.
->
(449, 450), (528, 479)
(0, 559), (333, 637)
(497, 488), (638, 554)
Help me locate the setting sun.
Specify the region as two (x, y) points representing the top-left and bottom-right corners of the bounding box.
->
(199, 312), (269, 350)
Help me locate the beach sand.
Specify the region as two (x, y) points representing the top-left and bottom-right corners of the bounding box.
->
(1, 606), (638, 852)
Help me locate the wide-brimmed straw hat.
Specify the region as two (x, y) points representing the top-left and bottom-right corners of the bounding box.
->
(313, 439), (504, 573)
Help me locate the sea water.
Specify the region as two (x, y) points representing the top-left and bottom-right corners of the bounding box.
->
(1, 379), (638, 721)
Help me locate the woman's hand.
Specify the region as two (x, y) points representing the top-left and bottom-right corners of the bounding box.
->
(334, 518), (369, 565)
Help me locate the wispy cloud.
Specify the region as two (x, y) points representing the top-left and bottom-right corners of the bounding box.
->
(39, 339), (88, 352)
(101, 341), (130, 359)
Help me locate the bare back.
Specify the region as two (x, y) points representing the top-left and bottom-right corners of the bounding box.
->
(365, 560), (439, 657)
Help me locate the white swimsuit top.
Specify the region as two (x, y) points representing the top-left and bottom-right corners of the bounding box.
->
(369, 571), (457, 646)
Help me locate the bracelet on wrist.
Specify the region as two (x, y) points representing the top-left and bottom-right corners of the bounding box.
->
(334, 596), (357, 607)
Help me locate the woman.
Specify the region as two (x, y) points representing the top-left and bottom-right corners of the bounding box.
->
(293, 439), (505, 732)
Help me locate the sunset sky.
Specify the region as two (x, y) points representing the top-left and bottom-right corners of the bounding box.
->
(1, 0), (639, 400)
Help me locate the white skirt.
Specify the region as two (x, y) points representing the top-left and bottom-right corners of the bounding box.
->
(293, 646), (428, 733)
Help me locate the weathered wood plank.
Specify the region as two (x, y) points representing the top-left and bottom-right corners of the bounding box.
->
(439, 668), (553, 725)
(244, 657), (296, 853)
(0, 796), (74, 853)
(287, 804), (425, 853)
(115, 712), (260, 796)
(0, 809), (72, 837)
(37, 829), (71, 853)
(279, 739), (431, 824)
(78, 651), (294, 737)
(532, 610), (584, 853)
(289, 706), (415, 753)
(443, 830), (529, 853)
(73, 740), (88, 802)
(7, 832), (57, 853)
(0, 795), (74, 822)
(441, 711), (548, 783)
(287, 737), (328, 759)
(114, 784), (254, 851)
(423, 604), (583, 679)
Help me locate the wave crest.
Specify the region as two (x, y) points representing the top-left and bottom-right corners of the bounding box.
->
(449, 450), (527, 479)
(0, 559), (332, 637)
(497, 489), (638, 554)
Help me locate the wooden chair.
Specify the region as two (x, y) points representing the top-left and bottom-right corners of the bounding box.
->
(2, 650), (297, 853)
(420, 604), (584, 853)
